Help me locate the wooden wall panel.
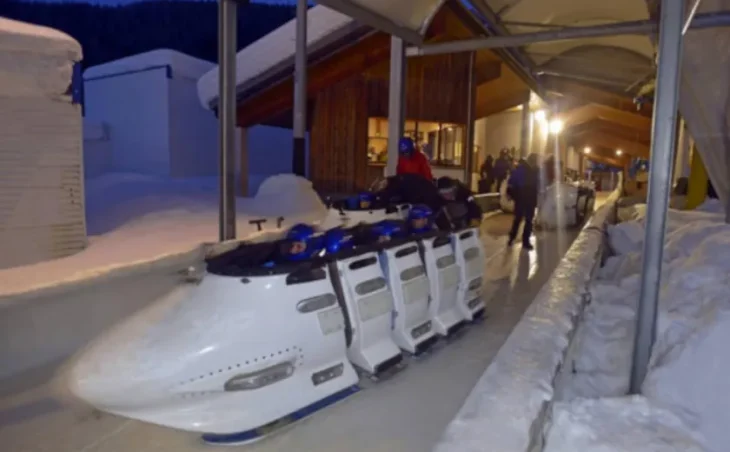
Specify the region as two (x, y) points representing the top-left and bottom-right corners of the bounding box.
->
(309, 77), (369, 194)
(365, 52), (472, 124)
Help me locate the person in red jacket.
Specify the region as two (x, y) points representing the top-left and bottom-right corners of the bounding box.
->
(396, 137), (433, 181)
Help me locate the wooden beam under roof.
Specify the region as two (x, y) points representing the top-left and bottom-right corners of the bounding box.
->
(569, 130), (649, 158)
(561, 103), (653, 132)
(543, 77), (654, 116)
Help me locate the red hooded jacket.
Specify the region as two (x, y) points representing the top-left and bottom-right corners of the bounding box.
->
(396, 151), (433, 181)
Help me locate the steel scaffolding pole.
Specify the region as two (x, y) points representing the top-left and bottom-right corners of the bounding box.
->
(520, 101), (530, 159)
(463, 51), (476, 188)
(386, 36), (406, 177)
(629, 0), (685, 393)
(406, 11), (730, 56)
(292, 0), (307, 177)
(218, 0), (237, 241)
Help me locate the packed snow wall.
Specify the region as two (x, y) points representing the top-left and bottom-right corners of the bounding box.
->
(0, 19), (86, 269)
(434, 184), (621, 452)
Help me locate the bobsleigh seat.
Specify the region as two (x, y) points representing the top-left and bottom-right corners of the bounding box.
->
(378, 232), (438, 355)
(322, 197), (401, 230)
(452, 228), (486, 321)
(419, 231), (468, 337)
(325, 238), (404, 378)
(67, 238), (359, 445)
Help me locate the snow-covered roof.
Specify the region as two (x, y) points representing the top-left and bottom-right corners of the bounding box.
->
(0, 17), (82, 61)
(84, 49), (215, 81)
(196, 5), (360, 109)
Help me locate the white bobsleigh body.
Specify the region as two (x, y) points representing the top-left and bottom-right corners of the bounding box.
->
(329, 250), (403, 376)
(453, 228), (486, 321)
(421, 233), (467, 336)
(66, 248), (359, 443)
(380, 240), (438, 355)
(65, 201), (488, 442)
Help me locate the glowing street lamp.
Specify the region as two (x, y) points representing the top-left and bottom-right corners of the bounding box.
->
(583, 147), (591, 154)
(616, 149), (623, 156)
(548, 119), (564, 135)
(534, 109), (546, 123)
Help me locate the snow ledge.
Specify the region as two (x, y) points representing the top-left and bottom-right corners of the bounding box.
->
(434, 194), (619, 452)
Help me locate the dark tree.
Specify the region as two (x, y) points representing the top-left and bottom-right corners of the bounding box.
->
(0, 0), (297, 68)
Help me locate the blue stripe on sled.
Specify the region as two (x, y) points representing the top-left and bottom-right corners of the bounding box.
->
(202, 385), (361, 445)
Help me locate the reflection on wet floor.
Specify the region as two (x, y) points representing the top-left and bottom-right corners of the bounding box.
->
(0, 214), (580, 452)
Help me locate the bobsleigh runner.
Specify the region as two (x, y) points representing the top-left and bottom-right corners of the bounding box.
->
(499, 177), (596, 229)
(65, 200), (487, 445)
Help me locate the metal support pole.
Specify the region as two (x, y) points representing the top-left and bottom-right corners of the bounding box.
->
(386, 36), (406, 177)
(406, 11), (730, 57)
(630, 0), (685, 393)
(520, 101), (530, 158)
(292, 0), (307, 177)
(463, 51), (477, 189)
(218, 0), (237, 241)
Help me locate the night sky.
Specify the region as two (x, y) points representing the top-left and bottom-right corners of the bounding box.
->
(33, 0), (294, 5)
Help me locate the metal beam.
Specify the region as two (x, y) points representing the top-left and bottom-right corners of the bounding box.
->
(292, 0), (307, 177)
(386, 36), (406, 177)
(315, 0), (423, 45)
(406, 11), (730, 57)
(218, 0), (237, 241)
(463, 51), (477, 188)
(520, 101), (530, 158)
(630, 0), (685, 393)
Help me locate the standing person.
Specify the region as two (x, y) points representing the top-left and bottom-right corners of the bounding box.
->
(507, 153), (540, 250)
(492, 149), (510, 192)
(396, 137), (433, 181)
(479, 155), (495, 193)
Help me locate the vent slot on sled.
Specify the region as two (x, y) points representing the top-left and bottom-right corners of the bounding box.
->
(287, 267), (327, 285)
(395, 246), (418, 258)
(349, 256), (377, 271)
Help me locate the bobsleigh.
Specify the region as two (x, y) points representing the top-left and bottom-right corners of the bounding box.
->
(65, 222), (486, 443)
(499, 177), (596, 229)
(66, 237), (360, 445)
(536, 181), (596, 229)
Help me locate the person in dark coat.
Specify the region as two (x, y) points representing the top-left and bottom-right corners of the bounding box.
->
(479, 155), (495, 193)
(374, 174), (482, 231)
(507, 153), (540, 250)
(492, 149), (511, 192)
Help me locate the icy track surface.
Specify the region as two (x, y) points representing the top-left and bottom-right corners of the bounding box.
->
(0, 218), (579, 452)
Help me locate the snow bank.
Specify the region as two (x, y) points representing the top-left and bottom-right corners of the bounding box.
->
(558, 202), (730, 451)
(544, 396), (706, 452)
(433, 200), (615, 452)
(0, 173), (327, 299)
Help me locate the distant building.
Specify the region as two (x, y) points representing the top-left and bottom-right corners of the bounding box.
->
(0, 18), (87, 269)
(197, 4), (536, 194)
(83, 49), (220, 179)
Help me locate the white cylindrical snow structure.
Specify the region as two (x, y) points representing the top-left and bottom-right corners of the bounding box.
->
(0, 19), (86, 269)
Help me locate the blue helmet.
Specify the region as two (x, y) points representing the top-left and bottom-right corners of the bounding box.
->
(285, 223), (317, 261)
(323, 228), (354, 254)
(407, 204), (433, 233)
(398, 137), (415, 156)
(371, 220), (404, 242)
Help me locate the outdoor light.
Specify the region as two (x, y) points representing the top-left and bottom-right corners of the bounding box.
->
(584, 147), (591, 154)
(534, 110), (546, 123)
(548, 119), (564, 135)
(616, 149), (623, 156)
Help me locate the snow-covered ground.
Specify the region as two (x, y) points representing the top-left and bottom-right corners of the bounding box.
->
(548, 198), (728, 452)
(0, 173), (327, 298)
